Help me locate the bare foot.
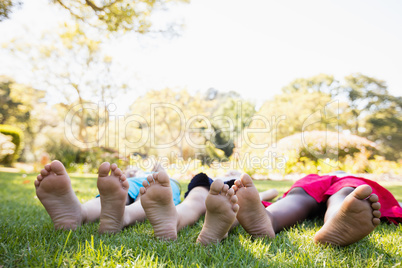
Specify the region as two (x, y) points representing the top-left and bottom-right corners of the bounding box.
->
(140, 171), (178, 240)
(97, 162), (129, 234)
(233, 174), (275, 238)
(34, 160), (83, 230)
(196, 180), (239, 245)
(314, 185), (381, 246)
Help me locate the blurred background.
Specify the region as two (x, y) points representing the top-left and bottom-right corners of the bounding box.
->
(0, 0), (401, 179)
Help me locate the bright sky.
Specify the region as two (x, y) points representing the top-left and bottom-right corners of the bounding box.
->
(1, 0), (401, 114)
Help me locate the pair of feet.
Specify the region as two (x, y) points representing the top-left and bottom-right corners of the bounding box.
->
(35, 160), (129, 233)
(233, 176), (381, 246)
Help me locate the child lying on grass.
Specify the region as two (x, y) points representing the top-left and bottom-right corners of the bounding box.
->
(232, 171), (402, 246)
(34, 160), (276, 245)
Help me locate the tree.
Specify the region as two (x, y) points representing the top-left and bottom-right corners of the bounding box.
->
(364, 107), (402, 160)
(6, 23), (124, 147)
(52, 0), (189, 33)
(210, 97), (256, 158)
(126, 88), (214, 160)
(0, 76), (46, 161)
(0, 0), (21, 22)
(342, 73), (390, 134)
(341, 73), (402, 160)
(282, 73), (340, 97)
(0, 76), (23, 124)
(240, 74), (348, 159)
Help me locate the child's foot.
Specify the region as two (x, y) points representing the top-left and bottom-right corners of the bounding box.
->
(233, 174), (275, 238)
(97, 162), (129, 234)
(140, 171), (178, 240)
(196, 180), (239, 245)
(314, 185), (381, 246)
(34, 160), (83, 230)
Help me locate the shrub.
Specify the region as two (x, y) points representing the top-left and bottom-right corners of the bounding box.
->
(0, 124), (24, 166)
(266, 131), (377, 162)
(0, 133), (16, 160)
(45, 138), (122, 173)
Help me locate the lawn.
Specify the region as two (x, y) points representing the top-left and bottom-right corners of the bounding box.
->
(0, 171), (401, 267)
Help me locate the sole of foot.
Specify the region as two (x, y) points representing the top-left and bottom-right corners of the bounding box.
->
(196, 179), (239, 245)
(34, 160), (83, 230)
(233, 174), (275, 238)
(98, 162), (129, 234)
(313, 185), (381, 246)
(140, 171), (178, 240)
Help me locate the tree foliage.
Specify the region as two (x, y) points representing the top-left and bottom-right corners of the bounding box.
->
(0, 76), (46, 161)
(282, 73), (340, 97)
(53, 0), (189, 32)
(5, 23), (125, 146)
(0, 0), (21, 22)
(341, 73), (402, 160)
(211, 97), (256, 158)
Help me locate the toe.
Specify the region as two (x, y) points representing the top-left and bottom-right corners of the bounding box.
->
(44, 164), (51, 171)
(234, 179), (243, 188)
(154, 171), (170, 185)
(40, 169), (49, 177)
(37, 174), (43, 181)
(372, 202), (381, 210)
(114, 168), (122, 177)
(98, 162), (111, 177)
(146, 174), (155, 185)
(34, 180), (40, 188)
(373, 210), (381, 218)
(210, 179), (224, 195)
(368, 194), (379, 203)
(51, 160), (68, 175)
(110, 163), (117, 171)
(373, 217), (381, 226)
(221, 184), (229, 195)
(230, 194), (238, 204)
(240, 174), (254, 188)
(142, 180), (150, 188)
(353, 185), (372, 200)
(122, 179), (129, 189)
(140, 187), (146, 195)
(227, 188), (234, 197)
(232, 184), (239, 192)
(233, 204), (239, 213)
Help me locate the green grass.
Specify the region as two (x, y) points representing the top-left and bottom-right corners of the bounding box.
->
(0, 172), (401, 267)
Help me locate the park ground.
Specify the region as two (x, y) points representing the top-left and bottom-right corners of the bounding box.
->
(1, 169), (402, 267)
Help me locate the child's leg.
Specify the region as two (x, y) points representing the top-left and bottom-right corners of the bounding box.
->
(259, 188), (278, 201)
(121, 199), (147, 226)
(176, 186), (209, 230)
(313, 185), (381, 246)
(266, 187), (320, 232)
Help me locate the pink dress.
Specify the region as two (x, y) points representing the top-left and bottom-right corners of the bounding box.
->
(261, 174), (402, 224)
